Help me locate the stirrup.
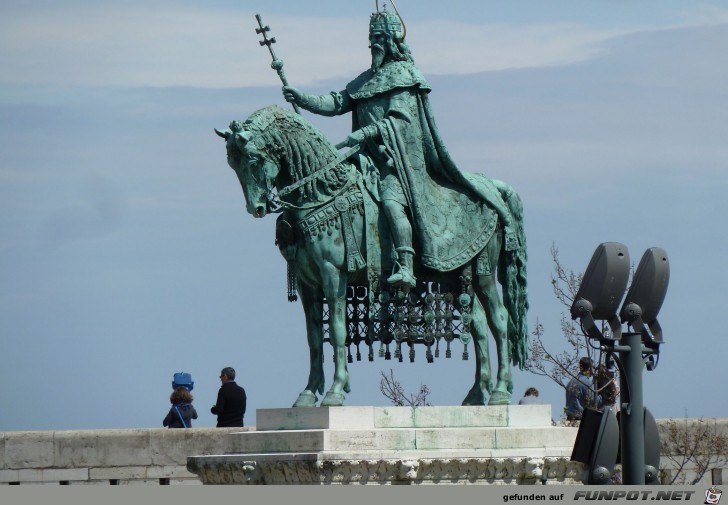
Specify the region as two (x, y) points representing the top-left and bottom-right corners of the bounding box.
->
(387, 269), (416, 288)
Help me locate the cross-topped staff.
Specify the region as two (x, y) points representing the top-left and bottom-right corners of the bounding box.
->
(255, 14), (300, 115)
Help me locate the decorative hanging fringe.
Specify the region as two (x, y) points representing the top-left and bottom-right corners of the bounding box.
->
(287, 261), (298, 302)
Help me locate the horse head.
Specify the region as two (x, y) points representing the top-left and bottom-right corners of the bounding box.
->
(217, 105), (352, 219)
(215, 119), (280, 218)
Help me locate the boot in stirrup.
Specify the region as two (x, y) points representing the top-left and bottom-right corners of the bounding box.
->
(387, 247), (417, 288)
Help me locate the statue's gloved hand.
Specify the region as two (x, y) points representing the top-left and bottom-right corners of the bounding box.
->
(282, 86), (304, 105)
(335, 130), (367, 150)
(335, 124), (379, 149)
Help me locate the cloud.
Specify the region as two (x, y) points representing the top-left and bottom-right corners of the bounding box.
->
(0, 3), (252, 88)
(3, 2), (728, 88)
(408, 22), (625, 76)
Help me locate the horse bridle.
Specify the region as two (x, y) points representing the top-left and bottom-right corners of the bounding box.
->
(242, 153), (283, 215)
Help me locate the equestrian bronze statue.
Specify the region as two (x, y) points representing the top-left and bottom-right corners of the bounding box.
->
(215, 5), (528, 407)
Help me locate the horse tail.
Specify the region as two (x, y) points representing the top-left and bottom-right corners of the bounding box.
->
(497, 183), (529, 370)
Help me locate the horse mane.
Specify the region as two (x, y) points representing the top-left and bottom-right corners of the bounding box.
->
(246, 105), (350, 201)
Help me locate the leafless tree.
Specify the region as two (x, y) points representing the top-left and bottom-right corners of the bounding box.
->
(527, 247), (593, 382)
(660, 416), (728, 485)
(379, 369), (431, 407)
(526, 244), (617, 416)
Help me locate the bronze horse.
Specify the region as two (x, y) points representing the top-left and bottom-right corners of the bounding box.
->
(216, 105), (527, 407)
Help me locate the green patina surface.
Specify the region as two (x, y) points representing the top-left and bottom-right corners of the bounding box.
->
(216, 6), (528, 408)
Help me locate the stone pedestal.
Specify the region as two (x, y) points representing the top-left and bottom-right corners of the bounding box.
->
(187, 405), (586, 485)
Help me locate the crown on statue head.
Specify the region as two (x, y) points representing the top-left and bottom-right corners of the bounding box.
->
(370, 3), (405, 40)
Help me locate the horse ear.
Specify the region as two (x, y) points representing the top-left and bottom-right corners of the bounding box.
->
(214, 128), (231, 140)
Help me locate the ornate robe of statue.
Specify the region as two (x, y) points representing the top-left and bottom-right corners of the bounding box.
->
(323, 59), (516, 272)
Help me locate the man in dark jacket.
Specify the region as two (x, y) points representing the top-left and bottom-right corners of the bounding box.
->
(211, 366), (246, 427)
(565, 357), (598, 422)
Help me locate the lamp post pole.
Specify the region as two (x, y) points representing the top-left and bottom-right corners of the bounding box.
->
(616, 332), (646, 485)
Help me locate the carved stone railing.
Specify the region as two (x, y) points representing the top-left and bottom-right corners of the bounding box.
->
(188, 455), (587, 485)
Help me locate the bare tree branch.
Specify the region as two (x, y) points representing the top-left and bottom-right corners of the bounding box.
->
(660, 416), (728, 485)
(527, 245), (600, 387)
(379, 369), (431, 407)
(527, 243), (616, 420)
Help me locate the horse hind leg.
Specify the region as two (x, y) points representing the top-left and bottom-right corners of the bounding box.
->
(461, 296), (492, 406)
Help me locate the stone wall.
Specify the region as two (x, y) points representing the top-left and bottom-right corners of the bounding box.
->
(0, 428), (249, 485)
(1, 418), (725, 485)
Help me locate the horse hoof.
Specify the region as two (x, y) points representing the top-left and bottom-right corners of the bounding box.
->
(488, 390), (512, 405)
(461, 385), (486, 406)
(292, 390), (317, 407)
(461, 394), (486, 406)
(320, 391), (345, 407)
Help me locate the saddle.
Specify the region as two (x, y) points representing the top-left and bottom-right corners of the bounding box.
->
(274, 181), (491, 364)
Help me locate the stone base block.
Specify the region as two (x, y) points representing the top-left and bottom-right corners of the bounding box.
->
(188, 406), (584, 485)
(256, 405), (552, 431)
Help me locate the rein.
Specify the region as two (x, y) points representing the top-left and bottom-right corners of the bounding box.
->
(273, 145), (361, 213)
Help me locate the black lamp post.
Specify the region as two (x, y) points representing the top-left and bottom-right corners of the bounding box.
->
(569, 243), (669, 485)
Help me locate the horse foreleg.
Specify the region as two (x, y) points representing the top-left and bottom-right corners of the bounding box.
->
(320, 266), (349, 407)
(475, 272), (513, 405)
(461, 296), (492, 406)
(292, 282), (325, 408)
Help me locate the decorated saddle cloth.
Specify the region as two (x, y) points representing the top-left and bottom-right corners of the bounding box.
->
(372, 118), (499, 273)
(412, 172), (498, 272)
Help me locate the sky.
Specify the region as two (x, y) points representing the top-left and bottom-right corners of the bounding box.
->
(1, 0), (727, 431)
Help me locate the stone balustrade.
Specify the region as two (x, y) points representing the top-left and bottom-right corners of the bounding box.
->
(0, 427), (249, 485)
(2, 414), (725, 485)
